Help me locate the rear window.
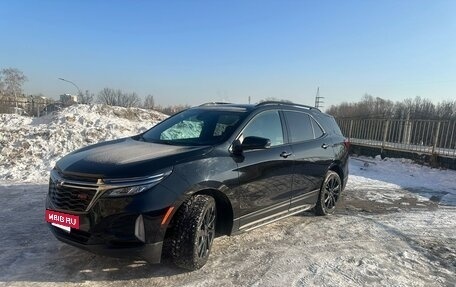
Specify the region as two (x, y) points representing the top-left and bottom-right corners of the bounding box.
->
(283, 111), (314, 142)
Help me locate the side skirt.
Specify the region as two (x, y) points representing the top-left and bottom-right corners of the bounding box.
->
(239, 203), (314, 232)
(230, 189), (319, 235)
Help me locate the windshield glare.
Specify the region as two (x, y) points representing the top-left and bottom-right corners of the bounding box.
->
(141, 108), (247, 146)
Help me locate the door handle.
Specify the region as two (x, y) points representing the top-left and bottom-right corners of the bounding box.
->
(321, 143), (329, 149)
(280, 151), (292, 158)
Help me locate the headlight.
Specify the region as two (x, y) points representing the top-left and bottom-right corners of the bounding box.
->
(103, 169), (172, 197)
(105, 182), (159, 197)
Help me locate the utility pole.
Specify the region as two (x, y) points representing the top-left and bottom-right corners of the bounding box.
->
(314, 87), (324, 109)
(248, 96), (251, 104)
(58, 77), (82, 97)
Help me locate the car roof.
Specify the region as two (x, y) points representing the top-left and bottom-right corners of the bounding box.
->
(191, 102), (340, 134)
(195, 101), (322, 114)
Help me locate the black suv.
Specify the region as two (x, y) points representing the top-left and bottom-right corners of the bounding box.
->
(45, 101), (349, 270)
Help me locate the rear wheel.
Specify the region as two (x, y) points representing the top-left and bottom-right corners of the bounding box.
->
(167, 195), (216, 270)
(315, 171), (342, 216)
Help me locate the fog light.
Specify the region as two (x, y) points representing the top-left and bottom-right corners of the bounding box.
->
(135, 215), (145, 242)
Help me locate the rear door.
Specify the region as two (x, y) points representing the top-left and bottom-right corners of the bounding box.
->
(282, 110), (335, 208)
(235, 110), (294, 229)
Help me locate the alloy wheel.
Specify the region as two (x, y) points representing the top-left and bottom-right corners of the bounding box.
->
(324, 175), (341, 210)
(197, 205), (216, 259)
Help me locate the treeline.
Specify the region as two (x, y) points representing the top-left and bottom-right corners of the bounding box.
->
(327, 94), (456, 120)
(95, 87), (190, 115)
(0, 66), (191, 116)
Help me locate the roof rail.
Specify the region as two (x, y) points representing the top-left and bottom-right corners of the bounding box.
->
(199, 102), (232, 106)
(256, 101), (321, 112)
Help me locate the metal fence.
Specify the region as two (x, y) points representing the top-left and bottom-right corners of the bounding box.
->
(0, 98), (60, 117)
(336, 118), (456, 158)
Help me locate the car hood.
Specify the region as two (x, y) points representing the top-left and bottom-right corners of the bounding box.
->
(56, 137), (212, 179)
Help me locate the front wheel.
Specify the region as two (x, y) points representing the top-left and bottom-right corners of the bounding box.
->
(315, 171), (342, 216)
(168, 195), (217, 270)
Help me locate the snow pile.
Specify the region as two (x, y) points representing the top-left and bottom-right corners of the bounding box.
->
(349, 155), (456, 205)
(0, 104), (167, 183)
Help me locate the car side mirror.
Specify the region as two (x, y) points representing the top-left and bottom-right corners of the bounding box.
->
(232, 136), (271, 155)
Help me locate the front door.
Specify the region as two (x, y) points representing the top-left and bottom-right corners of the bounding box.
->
(234, 110), (293, 228)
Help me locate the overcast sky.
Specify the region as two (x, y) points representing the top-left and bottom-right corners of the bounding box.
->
(1, 0), (455, 107)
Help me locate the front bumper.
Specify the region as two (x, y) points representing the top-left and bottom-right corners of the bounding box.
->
(45, 182), (181, 263)
(50, 225), (163, 263)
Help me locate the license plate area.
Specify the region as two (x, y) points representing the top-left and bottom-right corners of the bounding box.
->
(46, 209), (80, 231)
(51, 223), (71, 232)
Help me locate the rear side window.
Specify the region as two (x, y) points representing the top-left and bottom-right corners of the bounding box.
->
(329, 117), (343, 136)
(311, 118), (324, 138)
(318, 115), (343, 136)
(284, 111), (314, 142)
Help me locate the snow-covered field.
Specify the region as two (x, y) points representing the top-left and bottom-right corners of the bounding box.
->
(0, 105), (455, 286)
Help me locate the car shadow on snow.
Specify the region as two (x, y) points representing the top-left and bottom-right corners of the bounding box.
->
(0, 184), (189, 283)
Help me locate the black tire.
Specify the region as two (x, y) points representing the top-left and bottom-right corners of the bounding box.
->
(315, 171), (342, 216)
(168, 195), (217, 270)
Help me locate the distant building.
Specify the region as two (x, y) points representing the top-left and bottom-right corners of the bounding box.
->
(60, 94), (78, 104)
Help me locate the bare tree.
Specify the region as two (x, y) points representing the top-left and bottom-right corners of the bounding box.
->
(79, 90), (94, 104)
(154, 104), (191, 115)
(144, 94), (155, 109)
(0, 73), (4, 98)
(98, 88), (117, 105)
(1, 68), (27, 98)
(97, 88), (140, 108)
(258, 97), (293, 104)
(327, 95), (456, 120)
(122, 92), (140, 108)
(0, 68), (27, 113)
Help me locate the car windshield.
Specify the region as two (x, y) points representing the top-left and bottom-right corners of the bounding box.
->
(140, 108), (248, 146)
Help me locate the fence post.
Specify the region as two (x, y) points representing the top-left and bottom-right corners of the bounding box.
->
(348, 120), (353, 139)
(432, 121), (441, 155)
(381, 119), (390, 155)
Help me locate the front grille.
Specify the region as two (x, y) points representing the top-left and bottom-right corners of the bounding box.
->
(49, 178), (98, 212)
(48, 168), (170, 212)
(56, 173), (98, 183)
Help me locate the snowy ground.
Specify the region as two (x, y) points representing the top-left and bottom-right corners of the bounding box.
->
(349, 156), (456, 206)
(0, 157), (455, 287)
(0, 106), (455, 286)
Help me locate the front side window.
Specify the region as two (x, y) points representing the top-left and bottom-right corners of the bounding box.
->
(240, 110), (284, 146)
(142, 108), (247, 145)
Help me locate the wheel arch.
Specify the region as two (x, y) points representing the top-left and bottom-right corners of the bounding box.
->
(166, 187), (235, 237)
(193, 188), (234, 236)
(328, 163), (344, 188)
